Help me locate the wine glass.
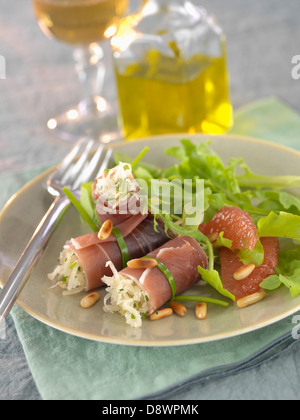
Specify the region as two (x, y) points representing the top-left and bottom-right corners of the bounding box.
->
(32, 0), (139, 143)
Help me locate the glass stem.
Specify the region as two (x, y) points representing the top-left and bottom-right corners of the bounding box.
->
(73, 43), (106, 105)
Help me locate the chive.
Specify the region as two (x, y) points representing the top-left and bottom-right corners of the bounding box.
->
(61, 275), (67, 283)
(131, 314), (136, 319)
(143, 257), (177, 300)
(173, 295), (229, 307)
(131, 147), (150, 169)
(112, 226), (130, 268)
(63, 187), (99, 232)
(141, 257), (228, 307)
(69, 261), (77, 269)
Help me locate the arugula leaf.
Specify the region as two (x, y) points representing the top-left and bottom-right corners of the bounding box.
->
(213, 233), (264, 267)
(260, 247), (300, 297)
(165, 140), (243, 203)
(236, 239), (265, 267)
(197, 265), (235, 301)
(237, 162), (300, 190)
(253, 190), (300, 215)
(213, 232), (233, 249)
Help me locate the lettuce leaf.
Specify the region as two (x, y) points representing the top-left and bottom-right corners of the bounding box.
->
(258, 211), (300, 241)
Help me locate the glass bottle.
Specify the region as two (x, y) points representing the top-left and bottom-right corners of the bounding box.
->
(111, 0), (233, 140)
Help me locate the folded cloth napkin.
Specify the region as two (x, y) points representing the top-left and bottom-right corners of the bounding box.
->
(3, 97), (300, 400)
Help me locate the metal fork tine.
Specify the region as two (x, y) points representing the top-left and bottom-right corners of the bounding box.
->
(61, 138), (95, 186)
(95, 148), (114, 179)
(55, 137), (89, 179)
(72, 144), (105, 190)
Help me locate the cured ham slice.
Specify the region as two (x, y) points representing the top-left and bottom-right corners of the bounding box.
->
(48, 217), (170, 294)
(102, 235), (208, 327)
(71, 212), (148, 250)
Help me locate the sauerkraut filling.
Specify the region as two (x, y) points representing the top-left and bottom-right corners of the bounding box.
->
(48, 244), (86, 295)
(102, 261), (151, 328)
(94, 162), (140, 210)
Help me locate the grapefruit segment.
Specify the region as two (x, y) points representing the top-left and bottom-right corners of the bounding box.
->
(219, 237), (280, 301)
(199, 206), (259, 251)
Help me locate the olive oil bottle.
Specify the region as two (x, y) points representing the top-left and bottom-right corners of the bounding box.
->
(112, 0), (233, 140)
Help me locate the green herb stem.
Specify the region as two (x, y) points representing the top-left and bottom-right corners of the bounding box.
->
(63, 187), (99, 232)
(131, 147), (150, 169)
(112, 227), (130, 268)
(143, 257), (177, 300)
(173, 295), (229, 307)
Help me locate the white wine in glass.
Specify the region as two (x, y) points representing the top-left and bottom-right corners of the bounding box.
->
(32, 0), (130, 142)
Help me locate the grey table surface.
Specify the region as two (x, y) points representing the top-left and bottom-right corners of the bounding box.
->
(1, 0), (300, 400)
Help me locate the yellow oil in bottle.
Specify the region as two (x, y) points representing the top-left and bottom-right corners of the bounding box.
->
(115, 47), (233, 140)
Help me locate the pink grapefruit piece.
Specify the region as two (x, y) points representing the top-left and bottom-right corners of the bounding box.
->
(199, 206), (259, 251)
(219, 237), (280, 301)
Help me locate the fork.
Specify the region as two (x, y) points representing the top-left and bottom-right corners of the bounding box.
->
(0, 137), (113, 321)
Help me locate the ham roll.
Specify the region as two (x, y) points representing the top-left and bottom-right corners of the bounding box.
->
(102, 236), (208, 327)
(48, 216), (170, 294)
(92, 162), (147, 234)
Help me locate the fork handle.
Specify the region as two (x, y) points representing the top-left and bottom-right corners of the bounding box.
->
(0, 195), (70, 321)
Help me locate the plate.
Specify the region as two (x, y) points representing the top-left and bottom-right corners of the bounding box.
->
(1, 133), (300, 346)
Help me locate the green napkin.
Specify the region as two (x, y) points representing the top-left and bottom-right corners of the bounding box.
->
(5, 97), (300, 400)
(229, 96), (300, 149)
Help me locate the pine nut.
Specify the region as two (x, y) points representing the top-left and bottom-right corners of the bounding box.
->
(127, 258), (158, 269)
(80, 292), (101, 309)
(237, 291), (266, 308)
(98, 220), (113, 240)
(208, 232), (219, 243)
(195, 302), (207, 320)
(150, 308), (173, 321)
(169, 301), (187, 317)
(234, 264), (256, 281)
